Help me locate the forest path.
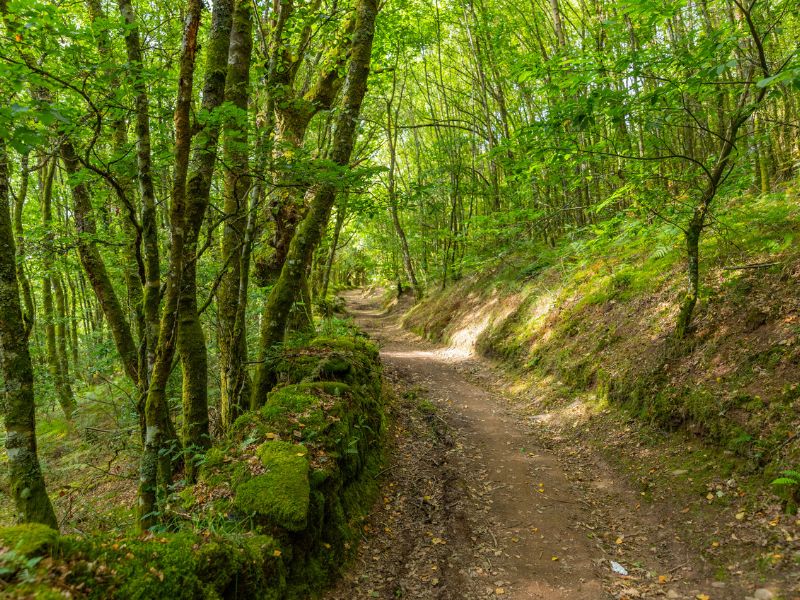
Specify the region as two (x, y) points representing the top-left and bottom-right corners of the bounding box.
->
(326, 289), (729, 600)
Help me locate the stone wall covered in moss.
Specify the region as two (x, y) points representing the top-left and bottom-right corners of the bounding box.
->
(0, 335), (386, 599)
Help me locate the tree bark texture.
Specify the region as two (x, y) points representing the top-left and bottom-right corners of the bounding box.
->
(0, 139), (59, 529)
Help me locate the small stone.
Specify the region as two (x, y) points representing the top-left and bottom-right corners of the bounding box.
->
(666, 591), (680, 599)
(711, 581), (725, 588)
(671, 469), (688, 476)
(754, 590), (774, 600)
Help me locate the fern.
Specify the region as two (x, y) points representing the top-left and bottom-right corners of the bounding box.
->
(772, 477), (798, 486)
(650, 244), (672, 260)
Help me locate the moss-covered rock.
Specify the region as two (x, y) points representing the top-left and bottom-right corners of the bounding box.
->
(0, 523), (59, 556)
(3, 332), (386, 600)
(234, 442), (311, 531)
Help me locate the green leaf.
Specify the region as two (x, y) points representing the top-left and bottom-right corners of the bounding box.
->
(756, 75), (779, 88)
(771, 477), (798, 486)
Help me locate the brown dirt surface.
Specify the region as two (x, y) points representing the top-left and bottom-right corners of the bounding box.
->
(325, 289), (774, 600)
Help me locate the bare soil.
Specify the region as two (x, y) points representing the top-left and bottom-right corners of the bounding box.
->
(325, 290), (765, 600)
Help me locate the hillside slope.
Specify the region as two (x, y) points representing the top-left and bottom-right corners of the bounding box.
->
(402, 191), (800, 589)
(406, 192), (800, 470)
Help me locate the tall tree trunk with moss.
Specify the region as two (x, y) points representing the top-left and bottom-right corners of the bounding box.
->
(41, 158), (76, 419)
(320, 194), (347, 302)
(252, 0), (379, 406)
(12, 152), (34, 334)
(0, 139), (59, 529)
(218, 0), (253, 430)
(60, 140), (140, 386)
(258, 5), (356, 317)
(138, 0), (202, 530)
(53, 274), (72, 387)
(178, 0), (233, 481)
(117, 0), (161, 384)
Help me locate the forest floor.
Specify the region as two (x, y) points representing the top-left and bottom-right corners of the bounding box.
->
(325, 289), (786, 600)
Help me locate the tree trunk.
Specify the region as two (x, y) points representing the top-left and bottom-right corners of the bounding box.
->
(259, 5), (355, 299)
(320, 195), (347, 301)
(676, 210), (702, 339)
(53, 275), (72, 386)
(12, 152), (34, 334)
(218, 0), (253, 430)
(384, 71), (422, 300)
(41, 158), (76, 418)
(252, 0), (379, 406)
(117, 0), (161, 383)
(178, 0), (233, 482)
(138, 0), (201, 530)
(60, 141), (140, 385)
(0, 139), (59, 529)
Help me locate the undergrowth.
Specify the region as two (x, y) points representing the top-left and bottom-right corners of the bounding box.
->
(404, 187), (800, 485)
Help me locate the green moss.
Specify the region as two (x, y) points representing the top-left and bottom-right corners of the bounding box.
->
(234, 442), (310, 531)
(1, 331), (387, 600)
(193, 534), (285, 598)
(293, 381), (351, 396)
(0, 524), (59, 556)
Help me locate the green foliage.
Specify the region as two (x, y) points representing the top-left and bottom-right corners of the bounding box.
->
(771, 469), (800, 515)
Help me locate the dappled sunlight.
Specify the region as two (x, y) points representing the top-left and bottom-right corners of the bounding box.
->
(439, 293), (522, 358)
(381, 347), (474, 366)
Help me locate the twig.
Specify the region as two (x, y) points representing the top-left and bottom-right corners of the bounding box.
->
(721, 262), (780, 270)
(667, 562), (688, 573)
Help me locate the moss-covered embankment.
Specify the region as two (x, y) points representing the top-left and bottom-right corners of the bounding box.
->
(402, 200), (800, 476)
(0, 335), (386, 599)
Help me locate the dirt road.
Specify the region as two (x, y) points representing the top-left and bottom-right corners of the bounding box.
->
(326, 290), (738, 600)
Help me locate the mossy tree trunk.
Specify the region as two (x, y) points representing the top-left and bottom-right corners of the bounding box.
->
(218, 0), (253, 430)
(320, 194), (347, 302)
(259, 4), (356, 312)
(178, 0), (234, 481)
(87, 0), (146, 389)
(252, 0), (379, 406)
(0, 139), (59, 530)
(52, 274), (72, 389)
(40, 158), (76, 419)
(59, 140), (140, 386)
(138, 0), (202, 529)
(11, 152), (34, 335)
(117, 0), (161, 385)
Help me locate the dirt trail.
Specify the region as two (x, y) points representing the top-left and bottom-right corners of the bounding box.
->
(326, 290), (736, 600)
